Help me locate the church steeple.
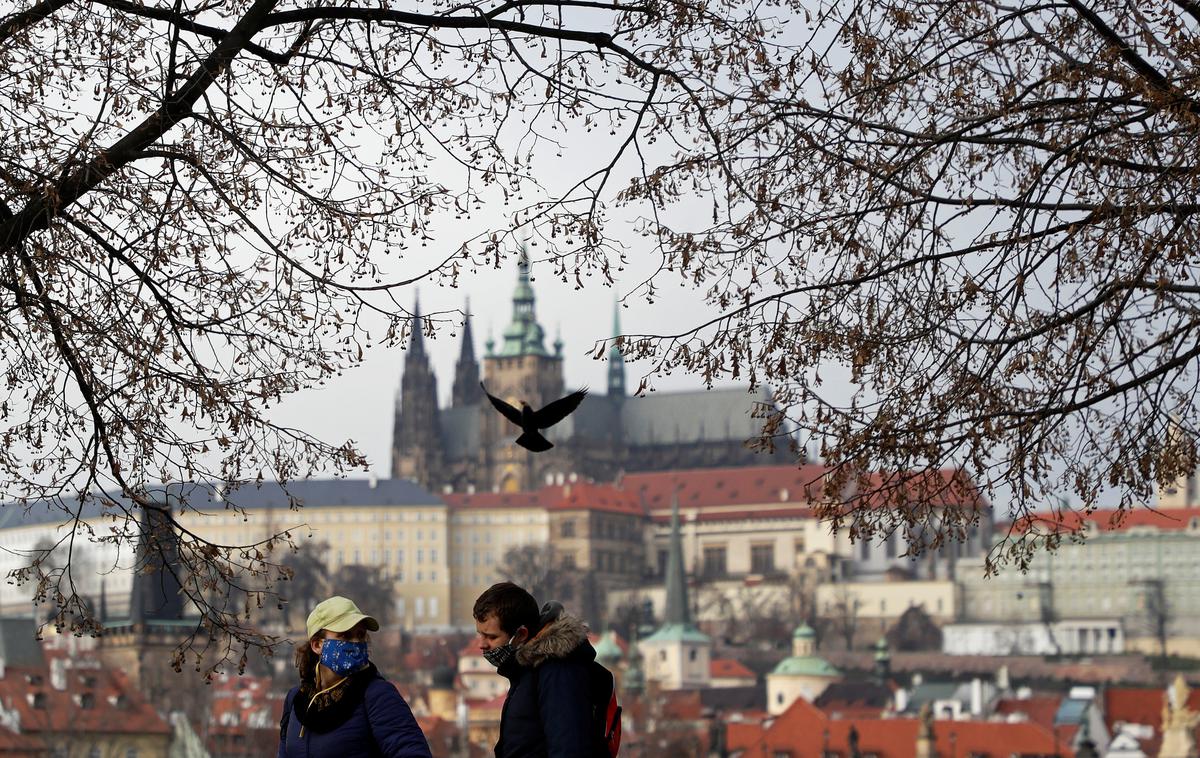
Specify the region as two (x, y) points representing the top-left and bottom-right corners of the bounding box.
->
(452, 299), (482, 407)
(607, 298), (626, 398)
(663, 490), (690, 625)
(639, 488), (711, 690)
(392, 293), (443, 486)
(498, 248), (552, 358)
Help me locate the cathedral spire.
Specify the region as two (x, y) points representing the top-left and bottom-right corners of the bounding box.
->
(663, 489), (690, 625)
(392, 292), (443, 484)
(498, 247), (551, 357)
(410, 292), (426, 355)
(607, 297), (626, 398)
(452, 298), (482, 407)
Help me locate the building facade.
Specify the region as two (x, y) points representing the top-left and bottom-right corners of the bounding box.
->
(957, 508), (1200, 656)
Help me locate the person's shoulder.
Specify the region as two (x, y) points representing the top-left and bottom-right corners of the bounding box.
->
(364, 672), (405, 700)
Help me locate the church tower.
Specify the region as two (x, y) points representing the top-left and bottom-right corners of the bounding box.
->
(480, 251), (566, 492)
(451, 299), (483, 408)
(392, 295), (444, 487)
(639, 491), (711, 690)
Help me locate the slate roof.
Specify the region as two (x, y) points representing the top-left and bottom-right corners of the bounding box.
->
(439, 405), (482, 458)
(619, 387), (775, 446)
(0, 618), (44, 668)
(2, 478), (443, 529)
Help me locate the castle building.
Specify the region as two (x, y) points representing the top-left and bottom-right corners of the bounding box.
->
(391, 254), (790, 493)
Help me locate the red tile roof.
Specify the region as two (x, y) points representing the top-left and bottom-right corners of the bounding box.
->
(1103, 686), (1200, 756)
(735, 696), (1070, 757)
(1014, 507), (1200, 535)
(446, 482), (642, 515)
(621, 464), (830, 510)
(710, 658), (756, 680)
(0, 656), (171, 738)
(994, 696), (1063, 731)
(0, 724), (44, 756)
(624, 464), (986, 518)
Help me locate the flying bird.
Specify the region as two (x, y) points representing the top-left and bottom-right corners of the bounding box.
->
(481, 383), (587, 452)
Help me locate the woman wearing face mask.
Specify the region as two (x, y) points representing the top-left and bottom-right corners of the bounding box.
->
(278, 596), (431, 757)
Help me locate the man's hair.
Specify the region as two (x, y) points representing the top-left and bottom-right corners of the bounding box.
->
(473, 582), (540, 635)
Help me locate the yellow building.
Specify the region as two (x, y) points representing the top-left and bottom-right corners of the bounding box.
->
(445, 480), (644, 626)
(172, 478), (454, 632)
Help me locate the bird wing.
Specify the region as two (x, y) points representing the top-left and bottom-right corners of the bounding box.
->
(532, 388), (588, 429)
(481, 383), (523, 426)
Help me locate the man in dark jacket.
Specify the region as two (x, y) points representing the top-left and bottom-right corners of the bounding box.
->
(474, 582), (605, 757)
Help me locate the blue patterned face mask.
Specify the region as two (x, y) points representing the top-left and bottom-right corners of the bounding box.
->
(320, 638), (369, 676)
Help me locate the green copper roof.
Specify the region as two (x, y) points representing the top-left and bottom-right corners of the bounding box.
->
(594, 631), (623, 662)
(771, 655), (840, 678)
(642, 622), (711, 645)
(793, 623), (816, 639)
(497, 250), (552, 358)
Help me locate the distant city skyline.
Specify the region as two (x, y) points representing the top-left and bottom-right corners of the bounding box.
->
(271, 250), (773, 478)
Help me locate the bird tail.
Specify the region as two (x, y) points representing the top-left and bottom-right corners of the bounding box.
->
(516, 431), (554, 452)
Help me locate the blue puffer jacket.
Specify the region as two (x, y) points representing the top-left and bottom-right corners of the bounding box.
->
(277, 663), (431, 758)
(494, 610), (607, 758)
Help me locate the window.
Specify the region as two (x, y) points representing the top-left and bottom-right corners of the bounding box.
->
(415, 597), (425, 617)
(429, 597), (439, 617)
(688, 649), (697, 662)
(659, 651), (667, 662)
(561, 520), (576, 538)
(751, 543), (774, 574)
(885, 532), (897, 559)
(702, 546), (727, 578)
(417, 549), (424, 563)
(79, 692), (95, 709)
(430, 549), (438, 563)
(657, 550), (669, 577)
(562, 552), (576, 570)
(860, 538), (870, 560)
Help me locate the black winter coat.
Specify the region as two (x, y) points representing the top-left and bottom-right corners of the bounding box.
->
(494, 611), (607, 758)
(278, 663), (431, 758)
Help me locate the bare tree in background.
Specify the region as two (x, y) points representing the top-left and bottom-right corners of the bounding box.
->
(1137, 578), (1172, 660)
(280, 540), (330, 629)
(496, 544), (576, 606)
(0, 0), (801, 670)
(330, 563), (395, 629)
(606, 0), (1200, 571)
(826, 585), (860, 651)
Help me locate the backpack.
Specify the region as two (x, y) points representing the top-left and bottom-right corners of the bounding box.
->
(591, 662), (623, 758)
(529, 659), (622, 757)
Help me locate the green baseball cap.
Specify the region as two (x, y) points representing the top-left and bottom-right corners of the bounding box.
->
(306, 596), (380, 640)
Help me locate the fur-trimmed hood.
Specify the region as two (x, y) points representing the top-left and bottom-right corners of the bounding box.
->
(515, 612), (591, 668)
